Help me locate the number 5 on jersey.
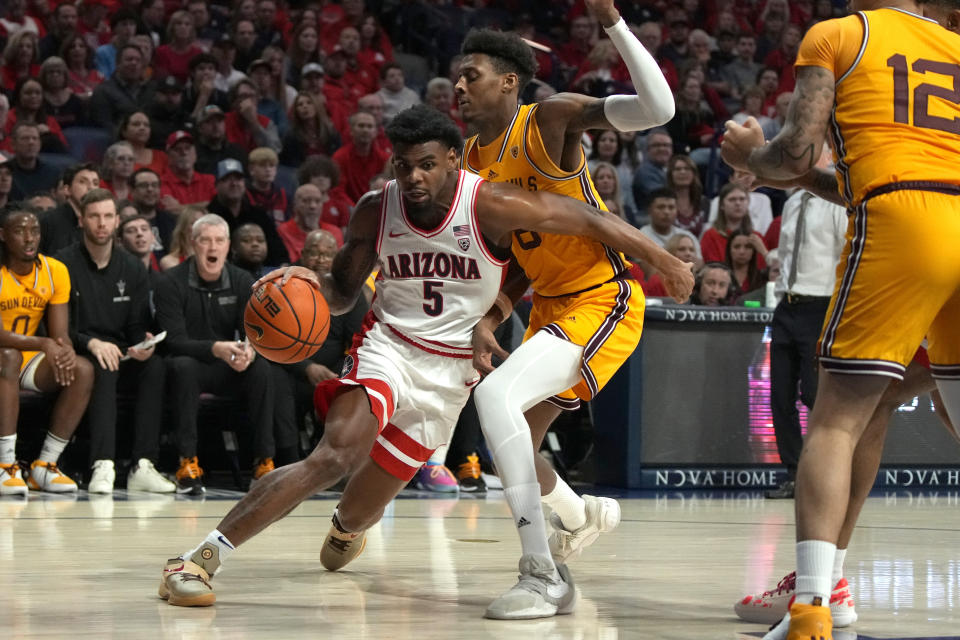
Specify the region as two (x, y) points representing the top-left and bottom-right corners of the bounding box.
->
(423, 281), (443, 316)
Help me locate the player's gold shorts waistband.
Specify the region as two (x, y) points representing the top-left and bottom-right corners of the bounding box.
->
(862, 180), (960, 204)
(533, 270), (633, 300)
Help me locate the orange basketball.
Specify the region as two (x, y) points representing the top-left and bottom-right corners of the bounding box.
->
(244, 278), (330, 363)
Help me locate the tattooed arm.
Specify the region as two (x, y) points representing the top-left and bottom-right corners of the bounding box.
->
(746, 66), (836, 180)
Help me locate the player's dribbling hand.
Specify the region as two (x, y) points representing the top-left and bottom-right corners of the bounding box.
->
(662, 260), (696, 304)
(472, 316), (509, 375)
(720, 117), (766, 172)
(253, 266), (322, 292)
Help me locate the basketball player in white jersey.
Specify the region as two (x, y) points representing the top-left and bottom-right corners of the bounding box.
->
(157, 105), (693, 613)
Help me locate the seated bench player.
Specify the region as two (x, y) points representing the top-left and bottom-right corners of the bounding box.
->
(0, 203), (94, 495)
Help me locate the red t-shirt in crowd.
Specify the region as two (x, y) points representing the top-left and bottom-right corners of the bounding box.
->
(154, 44), (205, 83)
(276, 219), (344, 263)
(332, 142), (391, 202)
(700, 227), (768, 268)
(246, 184), (289, 224)
(322, 186), (354, 229)
(225, 111), (274, 152)
(764, 215), (782, 251)
(160, 169), (216, 207)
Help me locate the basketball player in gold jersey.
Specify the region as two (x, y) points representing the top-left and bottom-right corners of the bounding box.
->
(722, 0), (960, 636)
(454, 0), (692, 619)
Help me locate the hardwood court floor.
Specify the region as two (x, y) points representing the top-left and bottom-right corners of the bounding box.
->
(2, 487), (959, 639)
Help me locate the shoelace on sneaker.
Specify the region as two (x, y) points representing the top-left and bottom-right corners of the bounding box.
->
(761, 572), (797, 597)
(1, 463), (20, 477)
(458, 455), (481, 480)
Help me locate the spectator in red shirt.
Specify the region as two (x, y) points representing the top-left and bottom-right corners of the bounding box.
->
(160, 130), (217, 212)
(556, 15), (595, 77)
(337, 27), (379, 96)
(357, 14), (393, 72)
(245, 147), (288, 224)
(297, 154), (354, 231)
(61, 34), (103, 98)
(357, 93), (392, 154)
(322, 50), (360, 136)
(425, 77), (465, 133)
(1, 30), (41, 92)
(76, 0), (112, 50)
(224, 78), (282, 153)
(4, 78), (67, 153)
(279, 91), (342, 167)
(725, 229), (766, 294)
(763, 23), (802, 94)
(154, 11), (204, 84)
(276, 183), (343, 261)
(331, 110), (390, 203)
(700, 183), (768, 265)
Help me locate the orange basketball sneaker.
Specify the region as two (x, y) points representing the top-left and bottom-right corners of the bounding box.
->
(785, 602), (833, 640)
(0, 462), (28, 496)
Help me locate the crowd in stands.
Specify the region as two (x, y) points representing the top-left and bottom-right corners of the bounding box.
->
(0, 0), (846, 492)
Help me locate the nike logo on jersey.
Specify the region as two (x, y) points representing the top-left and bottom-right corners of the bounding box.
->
(388, 230), (408, 238)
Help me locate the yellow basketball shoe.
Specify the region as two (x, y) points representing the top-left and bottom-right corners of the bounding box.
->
(786, 602), (833, 640)
(320, 513), (367, 571)
(159, 557), (216, 607)
(0, 462), (28, 496)
(28, 461), (78, 493)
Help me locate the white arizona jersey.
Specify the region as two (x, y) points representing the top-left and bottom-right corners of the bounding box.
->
(373, 171), (508, 354)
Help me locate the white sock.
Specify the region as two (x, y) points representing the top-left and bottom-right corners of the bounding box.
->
(38, 432), (69, 464)
(0, 434), (16, 465)
(541, 473), (586, 531)
(832, 548), (847, 584)
(504, 483), (556, 571)
(428, 444), (448, 466)
(795, 540), (836, 606)
(185, 529), (236, 577)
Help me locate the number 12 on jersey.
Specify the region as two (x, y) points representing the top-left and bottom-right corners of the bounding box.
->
(887, 54), (960, 134)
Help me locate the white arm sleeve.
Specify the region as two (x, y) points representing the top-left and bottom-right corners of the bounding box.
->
(602, 18), (675, 131)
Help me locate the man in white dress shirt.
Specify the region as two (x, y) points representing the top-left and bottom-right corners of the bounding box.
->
(767, 188), (847, 499)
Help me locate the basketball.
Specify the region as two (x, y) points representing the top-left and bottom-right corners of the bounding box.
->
(244, 277), (330, 363)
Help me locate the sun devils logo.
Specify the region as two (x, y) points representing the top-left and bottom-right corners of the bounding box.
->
(116, 280), (126, 297)
(458, 237), (471, 252)
(510, 145), (519, 158)
(341, 355), (355, 377)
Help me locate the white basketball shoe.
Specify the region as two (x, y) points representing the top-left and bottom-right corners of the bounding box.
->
(736, 571), (858, 627)
(484, 555), (577, 620)
(548, 495), (621, 564)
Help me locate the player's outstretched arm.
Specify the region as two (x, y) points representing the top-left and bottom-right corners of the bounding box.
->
(722, 65), (835, 180)
(736, 167), (844, 206)
(537, 0), (674, 133)
(254, 192), (381, 315)
(475, 182), (694, 302)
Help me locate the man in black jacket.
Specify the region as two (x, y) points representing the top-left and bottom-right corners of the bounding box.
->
(40, 163), (100, 255)
(154, 212), (276, 494)
(206, 159), (289, 267)
(55, 189), (173, 495)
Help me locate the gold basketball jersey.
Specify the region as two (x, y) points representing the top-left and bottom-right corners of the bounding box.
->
(0, 255), (71, 337)
(462, 104), (628, 297)
(797, 9), (960, 206)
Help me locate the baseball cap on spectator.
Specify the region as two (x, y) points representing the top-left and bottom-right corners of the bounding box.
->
(166, 130), (194, 150)
(157, 76), (184, 93)
(216, 158), (245, 181)
(302, 62), (324, 77)
(247, 59), (270, 74)
(198, 105), (226, 123)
